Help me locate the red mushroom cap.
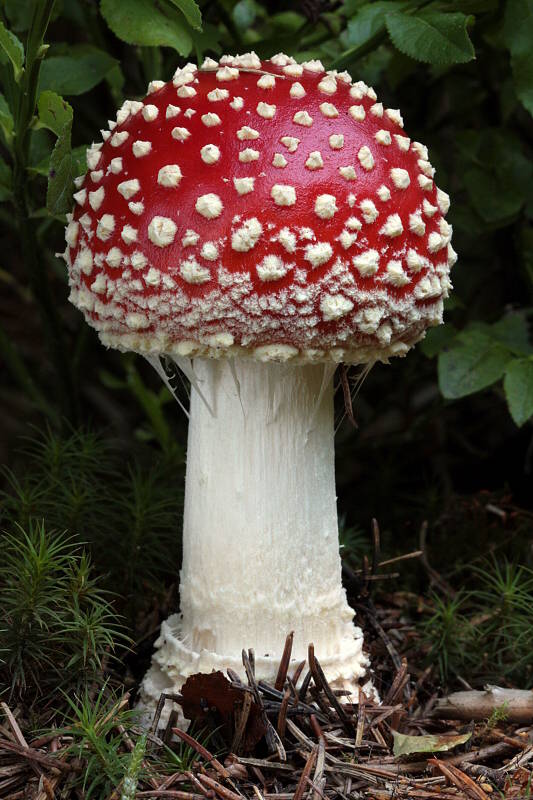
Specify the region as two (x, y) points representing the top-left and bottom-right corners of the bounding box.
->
(65, 52), (456, 364)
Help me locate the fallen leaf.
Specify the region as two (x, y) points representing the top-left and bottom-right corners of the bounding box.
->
(393, 730), (472, 757)
(180, 671), (265, 750)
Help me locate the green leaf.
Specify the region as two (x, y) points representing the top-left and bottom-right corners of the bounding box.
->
(39, 45), (118, 96)
(37, 91), (76, 216)
(0, 19), (24, 80)
(504, 358), (533, 426)
(37, 90), (73, 137)
(346, 2), (405, 48)
(503, 0), (533, 117)
(460, 130), (532, 225)
(0, 93), (14, 145)
(393, 730), (471, 757)
(167, 0), (202, 31)
(3, 0), (35, 32)
(30, 144), (88, 180)
(100, 0), (193, 56)
(385, 10), (475, 66)
(233, 0), (257, 30)
(420, 324), (457, 359)
(438, 328), (513, 399)
(491, 314), (533, 356)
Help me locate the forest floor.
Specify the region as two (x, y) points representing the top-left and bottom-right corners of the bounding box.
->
(1, 585), (532, 800)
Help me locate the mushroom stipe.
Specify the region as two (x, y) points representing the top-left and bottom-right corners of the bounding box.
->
(63, 51), (456, 728)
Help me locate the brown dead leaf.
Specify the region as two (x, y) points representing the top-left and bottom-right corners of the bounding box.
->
(180, 671), (265, 750)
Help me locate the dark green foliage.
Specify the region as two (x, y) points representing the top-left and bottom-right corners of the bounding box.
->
(55, 686), (141, 799)
(0, 520), (127, 700)
(422, 560), (533, 686)
(1, 426), (184, 612)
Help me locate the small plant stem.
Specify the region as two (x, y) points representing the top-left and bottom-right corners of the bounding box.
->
(10, 0), (78, 422)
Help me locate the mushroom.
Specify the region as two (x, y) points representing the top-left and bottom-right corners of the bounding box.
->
(64, 52), (455, 719)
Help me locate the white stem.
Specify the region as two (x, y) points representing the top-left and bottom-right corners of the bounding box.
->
(141, 359), (368, 713)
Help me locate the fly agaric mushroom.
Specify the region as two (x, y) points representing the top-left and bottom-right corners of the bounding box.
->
(64, 52), (455, 719)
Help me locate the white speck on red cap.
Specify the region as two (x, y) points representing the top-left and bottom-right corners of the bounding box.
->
(182, 230), (200, 247)
(148, 80), (165, 93)
(180, 257), (211, 283)
(117, 179), (140, 200)
(239, 148), (259, 162)
(96, 214), (114, 241)
(121, 225), (138, 245)
(257, 255), (289, 281)
(380, 214), (403, 238)
(73, 189), (87, 206)
(201, 242), (219, 261)
(320, 102), (338, 118)
(305, 151), (324, 170)
(234, 177), (255, 195)
(111, 131), (129, 147)
(360, 199), (378, 223)
(339, 166), (357, 181)
(353, 249), (379, 276)
(148, 216), (176, 247)
(349, 105), (365, 122)
(257, 102), (276, 119)
(394, 134), (410, 151)
(172, 127), (191, 141)
(385, 108), (403, 127)
(321, 294), (353, 321)
(418, 174), (433, 191)
(390, 168), (410, 189)
(89, 187), (105, 211)
(200, 144), (221, 165)
(177, 85), (196, 99)
(237, 125), (259, 140)
(409, 212), (426, 236)
(358, 146), (374, 171)
(293, 111), (313, 127)
(257, 74), (275, 89)
(158, 164), (183, 187)
(232, 218), (263, 252)
(208, 88), (229, 102)
(202, 112), (221, 127)
(166, 104), (180, 118)
(109, 157), (122, 174)
(284, 63), (303, 77)
(329, 134), (344, 150)
(318, 76), (337, 95)
(217, 66), (239, 81)
(375, 130), (391, 145)
(142, 104), (159, 121)
(290, 83), (306, 98)
(271, 185), (296, 206)
(423, 199), (438, 217)
(133, 140), (152, 157)
(280, 136), (299, 153)
(195, 193), (223, 219)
